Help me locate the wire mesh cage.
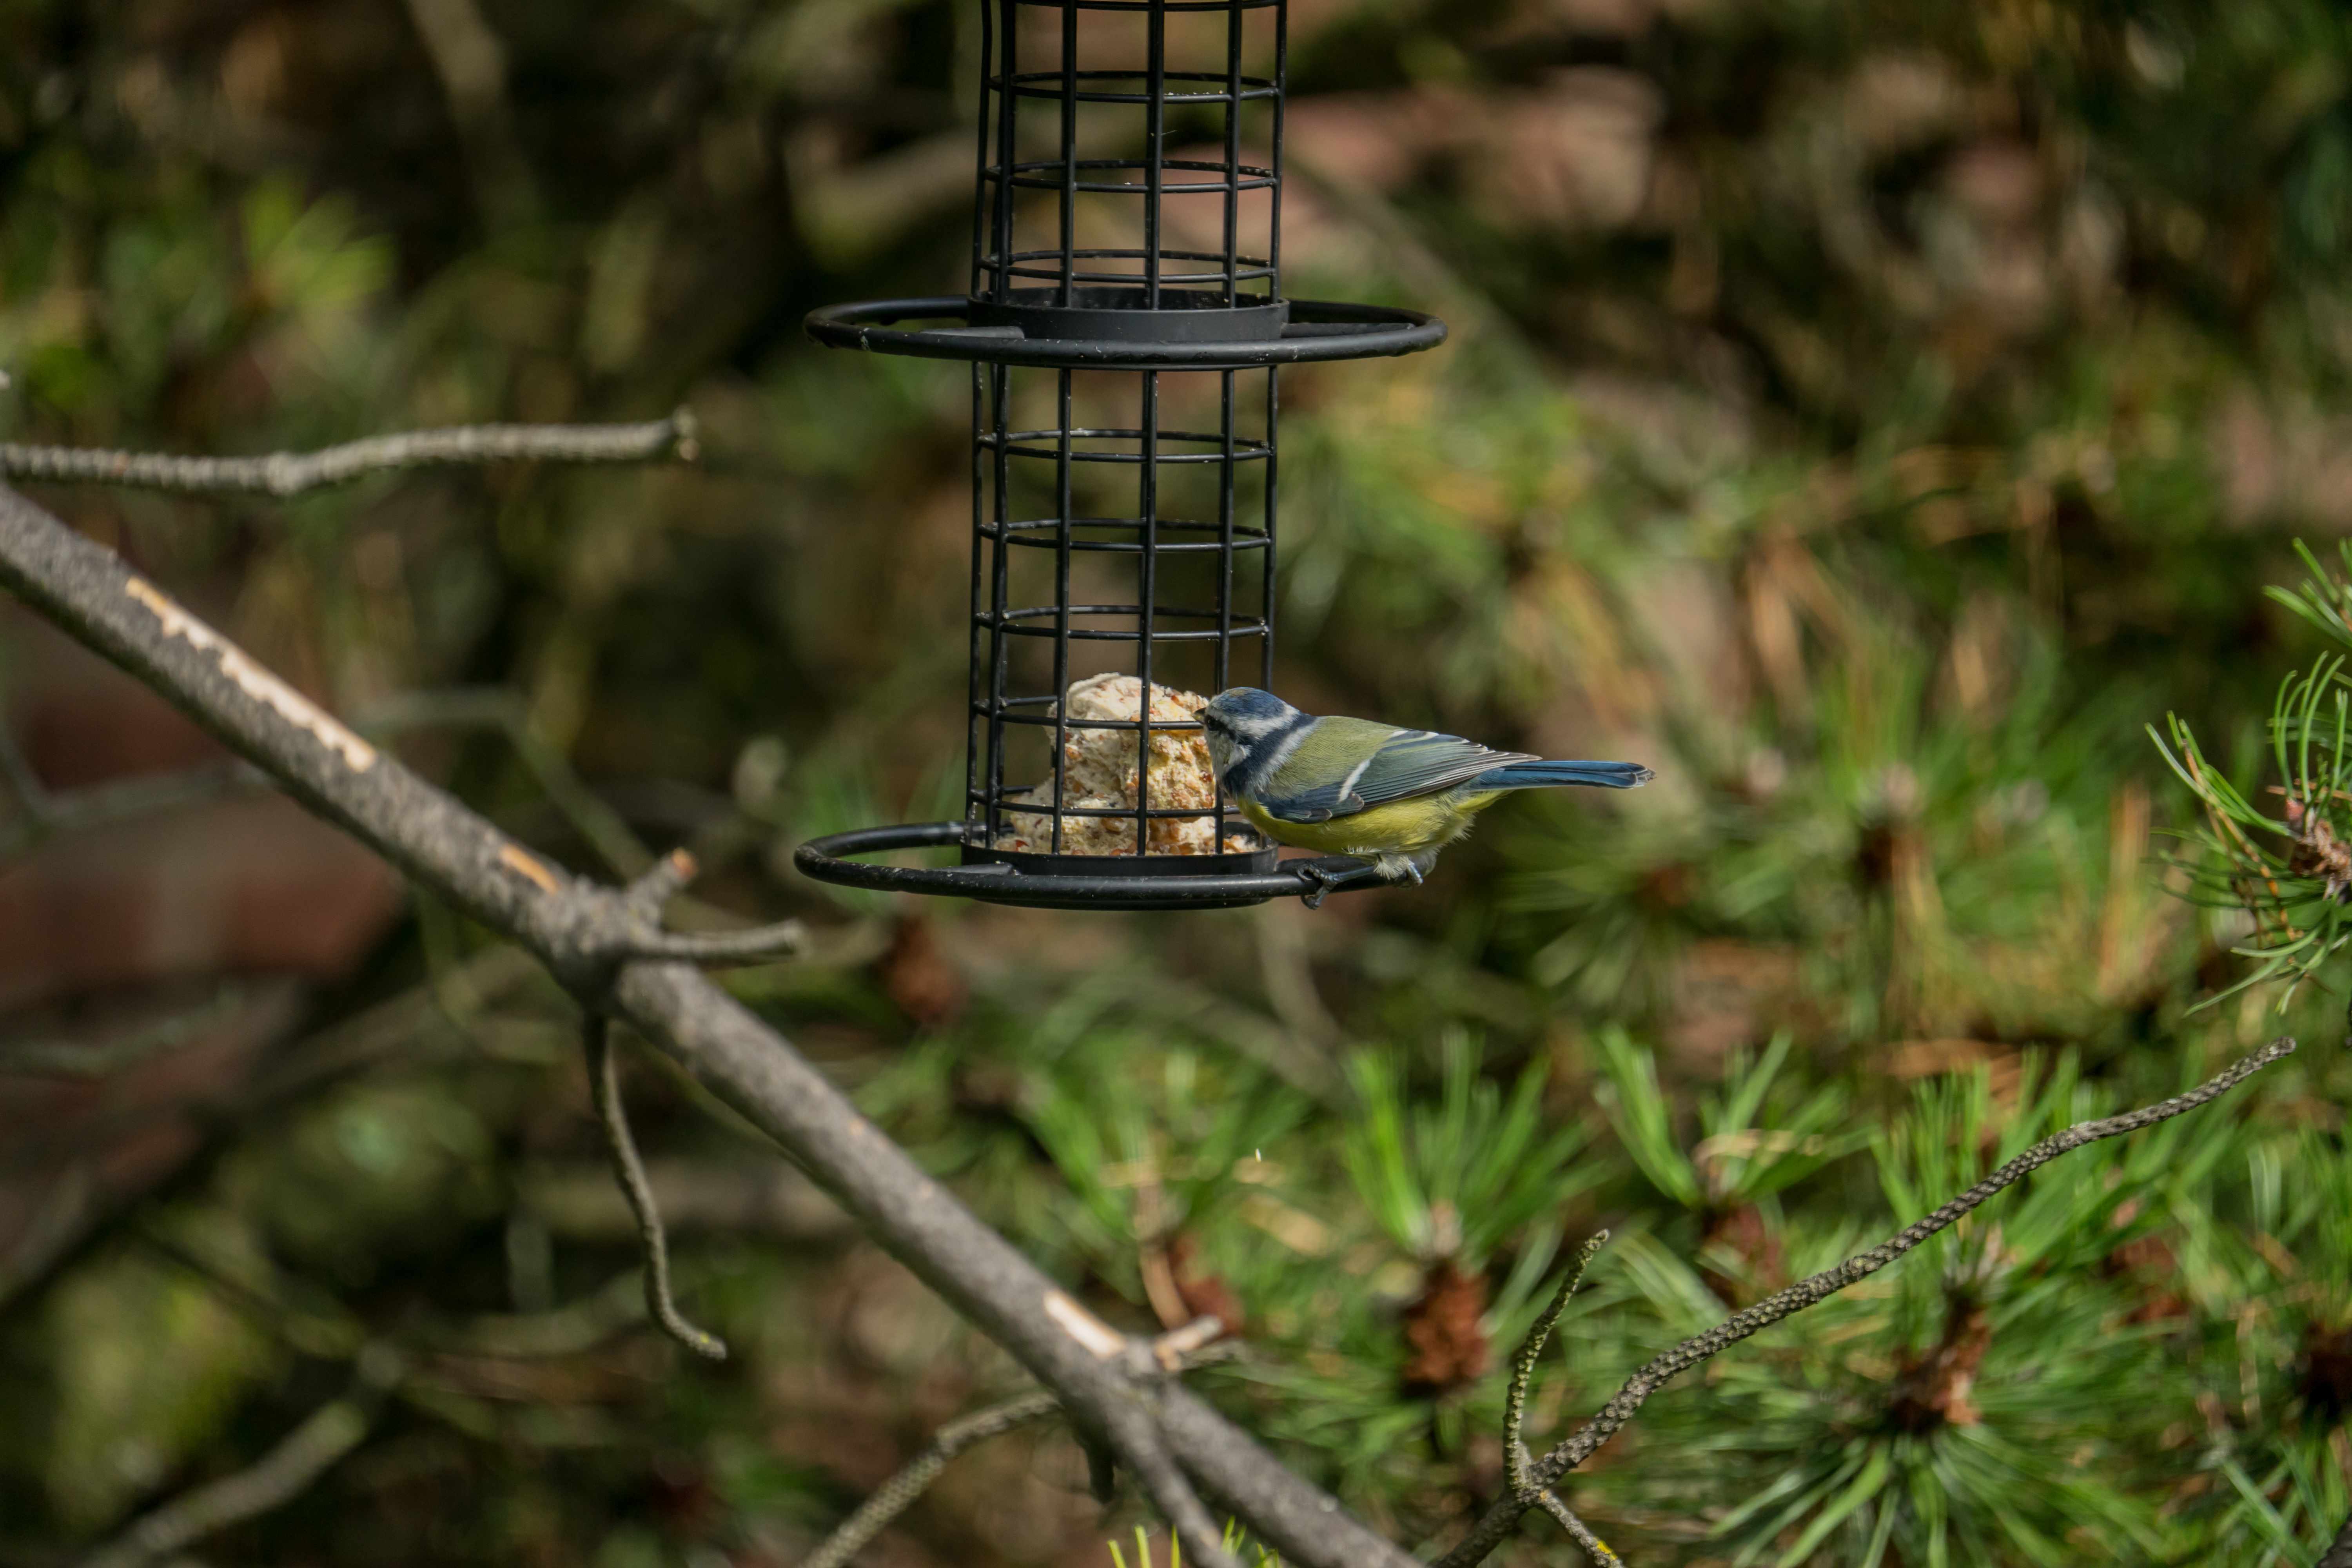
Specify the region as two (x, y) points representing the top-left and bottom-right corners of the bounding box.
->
(797, 0), (1446, 910)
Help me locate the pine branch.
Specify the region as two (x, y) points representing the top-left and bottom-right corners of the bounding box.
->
(1432, 1038), (2296, 1568)
(0, 412), (693, 496)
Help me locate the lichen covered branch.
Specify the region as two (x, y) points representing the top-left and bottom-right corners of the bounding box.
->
(1503, 1231), (1617, 1565)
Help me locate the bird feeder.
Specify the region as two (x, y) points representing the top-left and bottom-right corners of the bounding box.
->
(796, 0), (1446, 909)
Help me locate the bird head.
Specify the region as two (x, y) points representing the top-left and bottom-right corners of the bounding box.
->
(1199, 687), (1305, 777)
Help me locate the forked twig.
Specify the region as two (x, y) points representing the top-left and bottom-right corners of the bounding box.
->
(1434, 1038), (2297, 1568)
(583, 1013), (728, 1361)
(1, 412), (694, 497)
(1502, 1231), (1617, 1565)
(613, 846), (806, 965)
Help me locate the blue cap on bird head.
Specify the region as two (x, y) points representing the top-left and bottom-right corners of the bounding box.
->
(1201, 687), (1300, 741)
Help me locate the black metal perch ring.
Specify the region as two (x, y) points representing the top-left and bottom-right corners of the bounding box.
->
(795, 822), (1393, 911)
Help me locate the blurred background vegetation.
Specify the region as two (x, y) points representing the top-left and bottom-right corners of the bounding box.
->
(4, 0), (2352, 1564)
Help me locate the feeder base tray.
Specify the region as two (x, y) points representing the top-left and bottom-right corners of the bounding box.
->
(794, 821), (1393, 910)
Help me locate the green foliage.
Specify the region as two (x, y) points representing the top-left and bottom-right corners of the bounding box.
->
(6, 0), (2352, 1564)
(1594, 1029), (1860, 1214)
(1340, 1034), (1596, 1267)
(1553, 1056), (2271, 1568)
(1105, 1520), (1284, 1568)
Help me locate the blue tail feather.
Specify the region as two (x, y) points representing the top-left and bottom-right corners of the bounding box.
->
(1472, 760), (1653, 791)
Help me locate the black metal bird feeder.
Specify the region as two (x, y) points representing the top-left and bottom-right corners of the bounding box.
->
(796, 0), (1446, 909)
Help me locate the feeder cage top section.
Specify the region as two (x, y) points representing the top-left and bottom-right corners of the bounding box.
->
(803, 0), (1444, 371)
(797, 0), (1447, 910)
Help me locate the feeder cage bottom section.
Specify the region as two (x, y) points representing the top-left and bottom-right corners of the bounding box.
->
(794, 821), (1386, 910)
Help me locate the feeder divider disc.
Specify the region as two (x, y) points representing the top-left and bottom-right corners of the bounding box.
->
(803, 296), (1445, 370)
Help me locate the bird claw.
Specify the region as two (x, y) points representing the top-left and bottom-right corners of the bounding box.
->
(1299, 864), (1339, 910)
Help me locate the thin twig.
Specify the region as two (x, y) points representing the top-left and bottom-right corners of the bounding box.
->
(583, 1013), (728, 1360)
(1118, 1413), (1248, 1568)
(1502, 1231), (1618, 1566)
(1516, 1455), (1622, 1568)
(421, 1268), (649, 1359)
(1504, 1230), (1607, 1499)
(804, 1336), (1244, 1568)
(615, 921), (810, 965)
(0, 412), (694, 497)
(73, 1350), (403, 1568)
(1432, 1038), (2297, 1568)
(613, 846), (805, 964)
(803, 1391), (1063, 1568)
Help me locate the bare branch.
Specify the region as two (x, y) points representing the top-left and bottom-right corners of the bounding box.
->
(73, 1350), (403, 1568)
(583, 1013), (728, 1361)
(0, 476), (1424, 1568)
(613, 844), (805, 964)
(1431, 1037), (2297, 1568)
(1116, 1414), (1247, 1568)
(0, 412), (694, 497)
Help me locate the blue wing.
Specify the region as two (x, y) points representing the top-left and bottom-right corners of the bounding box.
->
(1256, 718), (1536, 824)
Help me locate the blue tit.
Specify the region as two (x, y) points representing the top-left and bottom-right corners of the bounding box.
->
(1198, 688), (1652, 906)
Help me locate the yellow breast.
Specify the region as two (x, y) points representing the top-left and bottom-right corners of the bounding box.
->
(1237, 791), (1501, 857)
